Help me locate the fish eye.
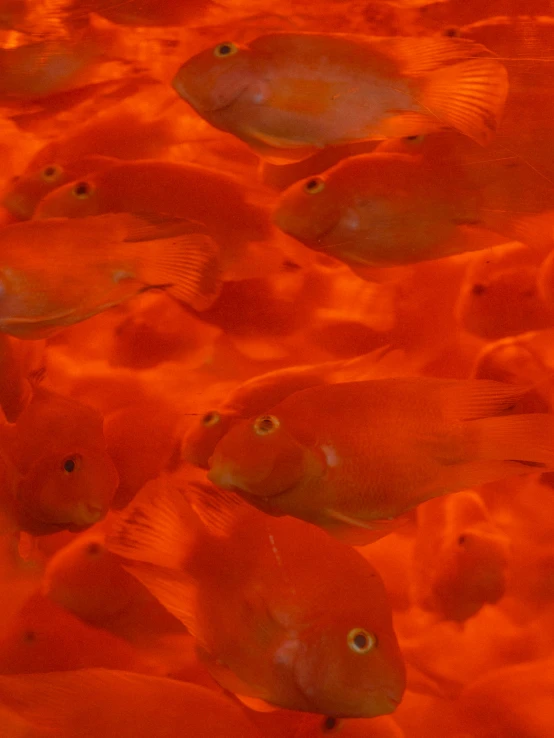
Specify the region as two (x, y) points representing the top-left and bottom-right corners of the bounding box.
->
(458, 534), (467, 545)
(322, 716), (340, 732)
(443, 26), (461, 37)
(62, 454), (80, 474)
(347, 628), (377, 654)
(471, 283), (486, 296)
(72, 181), (93, 199)
(253, 414), (280, 436)
(202, 411), (221, 427)
(214, 42), (238, 58)
(404, 134), (425, 144)
(304, 177), (325, 195)
(41, 164), (63, 182)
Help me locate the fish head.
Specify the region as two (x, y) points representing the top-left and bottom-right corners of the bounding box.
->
(172, 41), (258, 113)
(283, 619), (405, 718)
(273, 175), (342, 248)
(17, 447), (118, 534)
(2, 164), (67, 220)
(207, 413), (317, 497)
(34, 177), (100, 219)
(181, 408), (238, 469)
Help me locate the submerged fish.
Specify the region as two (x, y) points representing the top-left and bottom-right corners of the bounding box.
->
(172, 32), (508, 162)
(0, 386), (118, 536)
(0, 668), (264, 738)
(273, 147), (554, 272)
(107, 472), (406, 717)
(208, 378), (554, 544)
(0, 214), (221, 339)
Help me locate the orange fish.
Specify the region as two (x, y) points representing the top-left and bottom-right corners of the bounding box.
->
(0, 592), (156, 675)
(455, 659), (554, 738)
(456, 242), (554, 340)
(0, 386), (118, 536)
(0, 213), (221, 339)
(412, 492), (510, 622)
(0, 668), (264, 738)
(208, 378), (554, 544)
(108, 472), (406, 717)
(33, 159), (280, 281)
(0, 30), (114, 100)
(2, 155), (118, 221)
(42, 532), (188, 649)
(182, 347), (398, 469)
(273, 152), (510, 271)
(172, 32), (508, 162)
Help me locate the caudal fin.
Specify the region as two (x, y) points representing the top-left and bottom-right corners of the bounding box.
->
(470, 413), (554, 469)
(421, 58), (509, 146)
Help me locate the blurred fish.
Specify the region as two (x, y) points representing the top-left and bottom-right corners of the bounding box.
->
(3, 155), (118, 221)
(536, 248), (554, 314)
(0, 668), (264, 738)
(42, 533), (189, 649)
(456, 659), (554, 738)
(208, 378), (554, 544)
(412, 491), (510, 622)
(0, 386), (118, 536)
(0, 593), (156, 675)
(0, 213), (221, 339)
(33, 159), (281, 281)
(108, 473), (406, 717)
(172, 32), (508, 162)
(0, 30), (116, 101)
(456, 242), (554, 340)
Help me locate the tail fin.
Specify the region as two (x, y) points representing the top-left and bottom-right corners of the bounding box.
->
(421, 58), (509, 146)
(470, 413), (554, 468)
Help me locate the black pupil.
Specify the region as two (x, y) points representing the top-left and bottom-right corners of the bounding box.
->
(218, 44), (232, 55)
(64, 458), (76, 473)
(323, 716), (338, 731)
(471, 283), (486, 296)
(87, 542), (102, 555)
(354, 633), (367, 649)
(74, 182), (89, 196)
(458, 534), (467, 545)
(203, 412), (216, 424)
(259, 417), (274, 431)
(44, 166), (56, 177)
(306, 179), (320, 191)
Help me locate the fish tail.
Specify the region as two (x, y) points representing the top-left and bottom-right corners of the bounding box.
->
(421, 58), (509, 146)
(136, 233), (222, 311)
(469, 413), (554, 469)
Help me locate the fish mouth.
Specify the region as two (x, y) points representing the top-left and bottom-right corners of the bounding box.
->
(171, 74), (251, 114)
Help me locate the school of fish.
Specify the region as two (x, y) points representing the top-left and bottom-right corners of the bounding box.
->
(0, 0), (553, 736)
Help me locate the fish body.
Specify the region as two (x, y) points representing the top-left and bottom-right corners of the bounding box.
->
(33, 159), (275, 280)
(208, 377), (554, 544)
(172, 32), (508, 162)
(108, 473), (406, 717)
(0, 214), (221, 339)
(273, 152), (508, 270)
(0, 668), (264, 738)
(412, 491), (510, 622)
(0, 386), (118, 536)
